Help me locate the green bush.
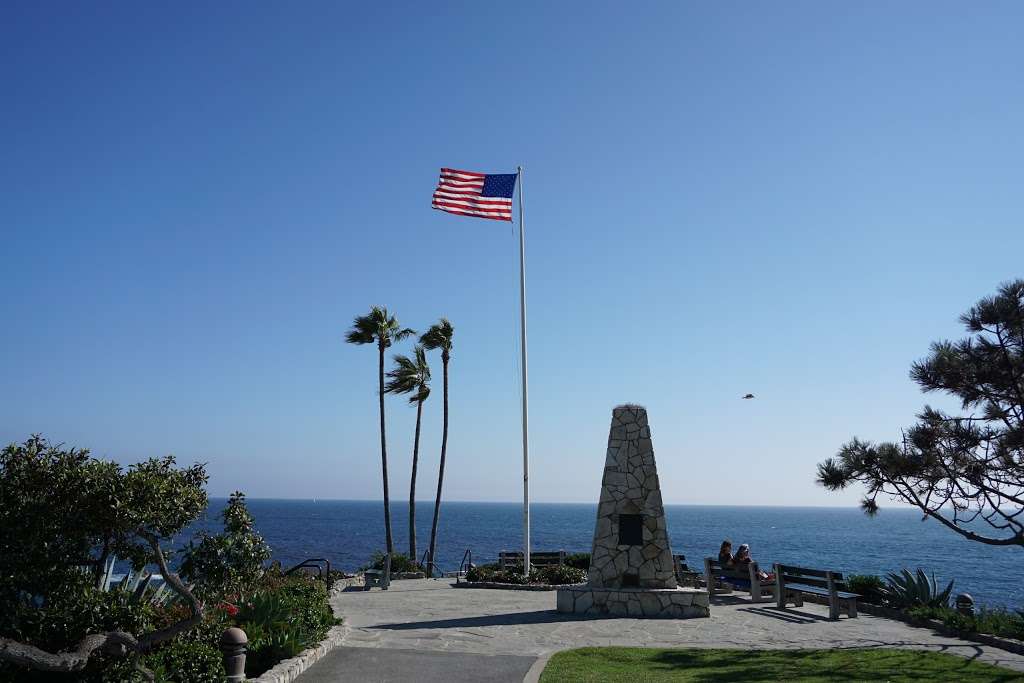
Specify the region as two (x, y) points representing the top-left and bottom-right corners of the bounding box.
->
(846, 574), (886, 605)
(364, 551), (425, 574)
(180, 492), (271, 601)
(904, 604), (1024, 641)
(465, 563), (531, 584)
(145, 638), (225, 683)
(465, 563), (586, 586)
(976, 607), (1024, 641)
(233, 572), (341, 677)
(565, 553), (591, 570)
(533, 565), (587, 585)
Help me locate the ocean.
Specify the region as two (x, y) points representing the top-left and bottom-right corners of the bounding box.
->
(184, 499), (1024, 609)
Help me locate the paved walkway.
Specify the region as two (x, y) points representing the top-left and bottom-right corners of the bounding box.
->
(297, 579), (1024, 682)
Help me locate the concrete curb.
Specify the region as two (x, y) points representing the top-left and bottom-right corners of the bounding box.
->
(522, 652), (554, 683)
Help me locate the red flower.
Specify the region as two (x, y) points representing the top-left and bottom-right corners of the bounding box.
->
(218, 602), (239, 617)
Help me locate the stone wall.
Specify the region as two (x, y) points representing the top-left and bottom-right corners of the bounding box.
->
(557, 585), (709, 618)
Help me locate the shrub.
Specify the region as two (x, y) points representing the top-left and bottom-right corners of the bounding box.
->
(145, 638), (225, 683)
(565, 553), (591, 570)
(846, 574), (886, 605)
(465, 563), (586, 586)
(533, 565), (586, 585)
(363, 551), (424, 574)
(881, 568), (954, 609)
(465, 563), (531, 584)
(180, 492), (271, 601)
(232, 572), (340, 677)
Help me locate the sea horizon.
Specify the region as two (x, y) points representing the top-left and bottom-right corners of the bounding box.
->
(184, 499), (1020, 609)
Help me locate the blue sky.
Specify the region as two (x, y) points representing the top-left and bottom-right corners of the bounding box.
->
(2, 1), (1022, 506)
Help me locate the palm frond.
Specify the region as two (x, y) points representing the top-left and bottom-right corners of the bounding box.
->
(345, 312), (378, 345)
(420, 318), (454, 352)
(346, 306), (415, 346)
(384, 345), (431, 403)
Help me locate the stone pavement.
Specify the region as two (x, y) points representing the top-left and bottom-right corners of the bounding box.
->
(296, 579), (1024, 682)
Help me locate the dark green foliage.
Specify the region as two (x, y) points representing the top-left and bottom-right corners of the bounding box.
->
(465, 563), (586, 586)
(907, 605), (1024, 641)
(533, 565), (587, 585)
(234, 573), (340, 677)
(881, 568), (954, 609)
(364, 552), (424, 574)
(0, 436), (209, 678)
(144, 638), (225, 683)
(817, 280), (1024, 546)
(180, 491), (271, 600)
(846, 574), (886, 605)
(565, 553), (591, 570)
(0, 436), (207, 602)
(385, 345), (431, 405)
(465, 563), (531, 584)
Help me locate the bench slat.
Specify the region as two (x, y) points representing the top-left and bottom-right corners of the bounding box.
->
(776, 564), (838, 579)
(780, 575), (830, 590)
(784, 584), (860, 600)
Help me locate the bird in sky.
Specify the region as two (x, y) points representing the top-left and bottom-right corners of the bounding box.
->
(741, 393), (755, 399)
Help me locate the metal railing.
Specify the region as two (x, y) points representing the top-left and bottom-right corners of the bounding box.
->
(456, 548), (473, 584)
(284, 558), (332, 591)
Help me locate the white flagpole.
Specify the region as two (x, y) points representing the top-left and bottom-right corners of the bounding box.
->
(516, 165), (530, 575)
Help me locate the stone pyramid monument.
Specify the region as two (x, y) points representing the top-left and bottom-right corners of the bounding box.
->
(556, 404), (709, 618)
(588, 404), (676, 589)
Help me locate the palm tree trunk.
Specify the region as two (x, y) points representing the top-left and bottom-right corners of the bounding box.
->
(409, 399), (423, 562)
(378, 342), (394, 555)
(428, 354), (449, 571)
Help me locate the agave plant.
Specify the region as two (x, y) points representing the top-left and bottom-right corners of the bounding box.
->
(89, 555), (179, 606)
(881, 568), (954, 609)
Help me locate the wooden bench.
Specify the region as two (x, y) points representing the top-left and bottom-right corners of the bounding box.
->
(704, 557), (776, 603)
(498, 550), (566, 570)
(773, 563), (860, 620)
(673, 554), (703, 588)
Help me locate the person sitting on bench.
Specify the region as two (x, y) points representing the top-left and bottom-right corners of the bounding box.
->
(734, 543), (772, 581)
(718, 540), (735, 567)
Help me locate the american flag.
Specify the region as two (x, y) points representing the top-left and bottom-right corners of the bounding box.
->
(431, 168), (517, 221)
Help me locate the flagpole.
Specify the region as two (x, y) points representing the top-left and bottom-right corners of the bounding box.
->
(516, 165), (530, 575)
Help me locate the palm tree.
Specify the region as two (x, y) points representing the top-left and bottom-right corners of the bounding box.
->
(384, 345), (431, 562)
(420, 318), (454, 572)
(345, 306), (414, 555)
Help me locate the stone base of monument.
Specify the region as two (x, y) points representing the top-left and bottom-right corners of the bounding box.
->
(556, 585), (710, 618)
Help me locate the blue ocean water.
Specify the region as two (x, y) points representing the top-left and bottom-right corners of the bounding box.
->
(183, 499), (1024, 609)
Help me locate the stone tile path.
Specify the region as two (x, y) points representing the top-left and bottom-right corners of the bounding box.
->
(296, 579), (1024, 682)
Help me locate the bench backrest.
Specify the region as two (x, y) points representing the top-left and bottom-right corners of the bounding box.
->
(498, 550), (566, 569)
(705, 557), (763, 576)
(774, 564), (843, 593)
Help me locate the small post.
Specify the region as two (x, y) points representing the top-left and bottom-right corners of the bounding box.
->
(221, 627), (248, 682)
(382, 552), (392, 591)
(956, 593), (975, 617)
(774, 564), (785, 609)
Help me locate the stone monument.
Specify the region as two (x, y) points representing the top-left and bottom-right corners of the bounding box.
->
(556, 405), (709, 618)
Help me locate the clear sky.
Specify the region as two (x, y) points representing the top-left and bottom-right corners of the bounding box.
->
(2, 2), (1022, 506)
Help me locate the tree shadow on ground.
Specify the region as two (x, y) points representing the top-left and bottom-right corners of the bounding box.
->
(375, 610), (597, 630)
(736, 606), (832, 624)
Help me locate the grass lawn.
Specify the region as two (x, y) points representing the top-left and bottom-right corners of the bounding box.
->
(539, 647), (1024, 682)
